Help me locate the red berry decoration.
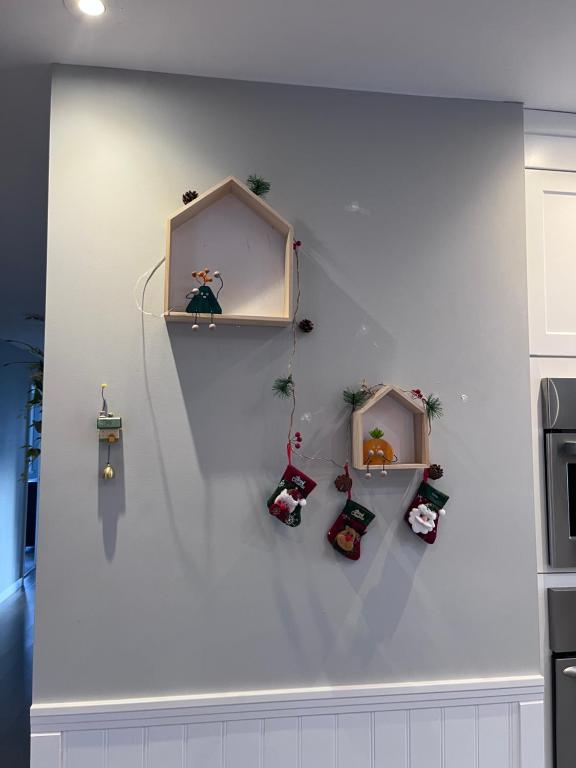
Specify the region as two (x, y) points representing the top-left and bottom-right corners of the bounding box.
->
(295, 443), (301, 450)
(293, 240), (302, 250)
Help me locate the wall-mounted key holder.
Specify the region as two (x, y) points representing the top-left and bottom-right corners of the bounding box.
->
(97, 384), (122, 479)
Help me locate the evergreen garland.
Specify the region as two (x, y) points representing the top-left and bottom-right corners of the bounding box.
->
(247, 174), (271, 197)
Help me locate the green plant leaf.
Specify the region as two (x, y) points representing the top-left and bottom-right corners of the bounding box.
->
(1, 339), (44, 358)
(369, 427), (384, 439)
(28, 389), (42, 406)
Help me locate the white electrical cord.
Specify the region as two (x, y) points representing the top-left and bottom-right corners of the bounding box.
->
(133, 257), (167, 318)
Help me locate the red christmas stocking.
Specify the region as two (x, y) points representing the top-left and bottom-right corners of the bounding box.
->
(404, 481), (449, 544)
(327, 498), (375, 560)
(267, 464), (317, 527)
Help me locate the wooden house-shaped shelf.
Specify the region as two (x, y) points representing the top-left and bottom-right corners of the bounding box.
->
(351, 385), (430, 471)
(164, 177), (294, 326)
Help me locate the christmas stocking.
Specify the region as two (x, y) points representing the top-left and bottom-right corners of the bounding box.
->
(404, 481), (449, 544)
(267, 464), (317, 527)
(327, 498), (375, 561)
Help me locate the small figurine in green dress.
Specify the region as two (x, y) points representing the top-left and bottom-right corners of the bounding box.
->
(186, 268), (223, 330)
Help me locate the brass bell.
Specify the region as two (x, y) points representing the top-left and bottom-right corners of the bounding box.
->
(102, 463), (115, 480)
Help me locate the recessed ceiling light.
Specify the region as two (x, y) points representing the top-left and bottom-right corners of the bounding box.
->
(77, 0), (106, 15)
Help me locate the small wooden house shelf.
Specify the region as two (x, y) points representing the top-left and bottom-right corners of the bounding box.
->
(351, 385), (430, 471)
(164, 177), (294, 326)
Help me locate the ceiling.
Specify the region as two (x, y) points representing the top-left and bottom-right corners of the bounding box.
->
(2, 0), (576, 110)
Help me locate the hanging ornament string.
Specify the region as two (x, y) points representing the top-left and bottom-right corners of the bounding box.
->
(344, 462), (352, 499)
(272, 240), (303, 445)
(292, 450), (346, 470)
(287, 241), (302, 443)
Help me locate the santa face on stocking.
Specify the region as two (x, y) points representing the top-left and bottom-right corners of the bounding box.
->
(270, 488), (306, 525)
(408, 503), (445, 535)
(404, 481), (449, 544)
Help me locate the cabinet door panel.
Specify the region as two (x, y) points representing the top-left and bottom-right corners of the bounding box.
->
(526, 169), (576, 355)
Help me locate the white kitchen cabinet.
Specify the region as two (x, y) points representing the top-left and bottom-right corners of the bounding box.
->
(526, 169), (576, 356)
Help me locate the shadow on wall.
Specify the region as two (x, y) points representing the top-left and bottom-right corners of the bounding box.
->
(97, 442), (125, 562)
(166, 236), (402, 476)
(161, 235), (428, 652)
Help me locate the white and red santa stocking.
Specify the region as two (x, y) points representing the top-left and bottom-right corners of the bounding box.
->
(267, 445), (317, 527)
(404, 472), (449, 544)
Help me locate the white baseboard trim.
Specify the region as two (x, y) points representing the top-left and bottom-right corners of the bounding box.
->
(0, 577), (22, 604)
(31, 675), (545, 768)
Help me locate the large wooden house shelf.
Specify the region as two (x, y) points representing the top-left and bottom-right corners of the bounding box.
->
(351, 385), (430, 471)
(164, 177), (294, 326)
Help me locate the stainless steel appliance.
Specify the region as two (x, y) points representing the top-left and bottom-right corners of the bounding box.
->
(548, 588), (576, 767)
(542, 378), (576, 567)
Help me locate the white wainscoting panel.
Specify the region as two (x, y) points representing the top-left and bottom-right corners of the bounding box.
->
(443, 706), (476, 768)
(520, 701), (546, 768)
(30, 733), (61, 768)
(107, 727), (144, 768)
(30, 676), (544, 768)
(65, 729), (104, 768)
(300, 714), (335, 768)
(410, 708), (442, 768)
(186, 721), (223, 768)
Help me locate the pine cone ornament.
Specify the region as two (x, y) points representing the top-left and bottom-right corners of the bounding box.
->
(334, 474), (353, 493)
(298, 318), (314, 333)
(182, 190), (199, 205)
(428, 463), (444, 480)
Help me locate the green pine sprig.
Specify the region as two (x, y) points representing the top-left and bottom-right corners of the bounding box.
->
(369, 427), (384, 439)
(273, 375), (294, 399)
(247, 174), (271, 197)
(343, 387), (370, 409)
(425, 394), (443, 423)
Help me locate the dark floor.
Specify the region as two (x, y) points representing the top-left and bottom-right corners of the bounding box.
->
(0, 570), (35, 768)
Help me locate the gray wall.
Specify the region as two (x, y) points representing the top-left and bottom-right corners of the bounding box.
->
(34, 65), (539, 703)
(0, 344), (29, 596)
